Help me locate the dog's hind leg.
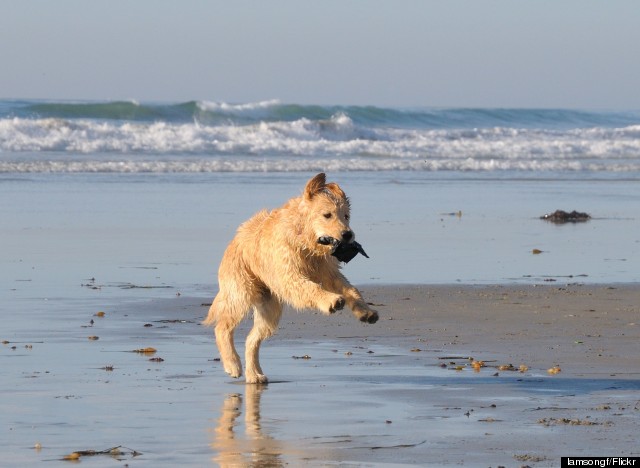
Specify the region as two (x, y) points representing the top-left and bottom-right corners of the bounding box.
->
(208, 291), (249, 379)
(245, 292), (283, 384)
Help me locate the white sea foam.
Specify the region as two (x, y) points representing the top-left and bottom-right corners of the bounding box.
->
(197, 99), (281, 113)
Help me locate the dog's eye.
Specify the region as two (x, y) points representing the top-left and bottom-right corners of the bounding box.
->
(323, 213), (332, 219)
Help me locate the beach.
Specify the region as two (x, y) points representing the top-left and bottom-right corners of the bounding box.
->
(1, 170), (639, 466)
(2, 100), (640, 465)
(2, 283), (639, 467)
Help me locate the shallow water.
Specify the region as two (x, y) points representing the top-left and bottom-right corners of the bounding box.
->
(2, 171), (639, 293)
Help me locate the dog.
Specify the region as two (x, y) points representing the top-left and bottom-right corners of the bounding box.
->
(203, 173), (379, 383)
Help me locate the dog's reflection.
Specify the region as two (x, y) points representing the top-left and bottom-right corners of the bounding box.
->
(211, 384), (284, 467)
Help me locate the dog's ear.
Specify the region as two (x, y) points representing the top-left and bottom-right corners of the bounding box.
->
(324, 182), (346, 200)
(304, 173), (326, 200)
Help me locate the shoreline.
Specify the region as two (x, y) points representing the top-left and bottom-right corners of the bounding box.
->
(224, 282), (640, 382)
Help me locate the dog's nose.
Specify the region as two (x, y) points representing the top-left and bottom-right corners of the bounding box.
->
(341, 230), (354, 242)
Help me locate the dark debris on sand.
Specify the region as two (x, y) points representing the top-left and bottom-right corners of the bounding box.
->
(540, 210), (591, 223)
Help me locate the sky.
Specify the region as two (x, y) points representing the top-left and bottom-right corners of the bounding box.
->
(1, 0), (639, 109)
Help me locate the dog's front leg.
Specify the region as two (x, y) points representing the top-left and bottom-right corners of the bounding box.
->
(284, 279), (346, 315)
(317, 290), (346, 315)
(330, 275), (379, 324)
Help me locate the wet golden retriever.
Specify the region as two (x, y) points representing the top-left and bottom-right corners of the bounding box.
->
(203, 173), (378, 383)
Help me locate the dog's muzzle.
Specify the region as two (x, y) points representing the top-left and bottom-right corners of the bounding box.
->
(317, 236), (338, 247)
(317, 236), (369, 263)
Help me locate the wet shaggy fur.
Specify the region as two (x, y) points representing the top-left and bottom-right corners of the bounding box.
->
(203, 173), (379, 383)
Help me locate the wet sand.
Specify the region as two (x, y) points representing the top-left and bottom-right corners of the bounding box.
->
(3, 283), (639, 467)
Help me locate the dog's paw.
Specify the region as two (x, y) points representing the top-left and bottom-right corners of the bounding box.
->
(353, 305), (379, 324)
(245, 372), (269, 384)
(319, 294), (345, 314)
(223, 359), (243, 379)
(359, 310), (379, 324)
(331, 296), (346, 312)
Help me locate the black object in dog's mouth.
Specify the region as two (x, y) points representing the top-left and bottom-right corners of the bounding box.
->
(317, 236), (369, 263)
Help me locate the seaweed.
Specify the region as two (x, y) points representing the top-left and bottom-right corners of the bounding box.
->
(62, 445), (142, 461)
(540, 210), (591, 223)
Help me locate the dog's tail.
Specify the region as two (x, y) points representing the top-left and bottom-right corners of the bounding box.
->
(203, 284), (251, 328)
(202, 300), (218, 327)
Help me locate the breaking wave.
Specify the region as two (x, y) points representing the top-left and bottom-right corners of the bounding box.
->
(1, 99), (640, 173)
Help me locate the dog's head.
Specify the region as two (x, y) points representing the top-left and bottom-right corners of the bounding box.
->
(300, 173), (354, 255)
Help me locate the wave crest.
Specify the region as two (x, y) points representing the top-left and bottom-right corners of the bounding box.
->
(10, 99), (640, 127)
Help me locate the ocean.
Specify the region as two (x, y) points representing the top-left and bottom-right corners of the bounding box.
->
(2, 99), (640, 174)
(3, 100), (639, 466)
(1, 99), (640, 287)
